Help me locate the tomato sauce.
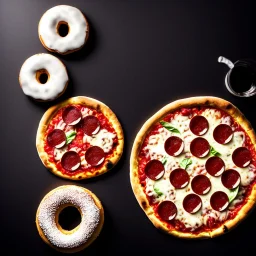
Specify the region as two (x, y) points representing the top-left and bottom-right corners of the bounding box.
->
(138, 106), (256, 234)
(44, 104), (118, 177)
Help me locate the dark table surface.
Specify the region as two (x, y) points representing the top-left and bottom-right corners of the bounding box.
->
(1, 0), (256, 255)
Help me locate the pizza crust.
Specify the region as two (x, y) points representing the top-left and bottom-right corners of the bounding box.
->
(130, 96), (256, 239)
(36, 96), (124, 180)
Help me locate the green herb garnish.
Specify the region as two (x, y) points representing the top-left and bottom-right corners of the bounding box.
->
(162, 156), (168, 165)
(160, 121), (180, 134)
(228, 186), (239, 203)
(210, 146), (221, 157)
(66, 130), (77, 144)
(180, 158), (192, 169)
(154, 187), (163, 197)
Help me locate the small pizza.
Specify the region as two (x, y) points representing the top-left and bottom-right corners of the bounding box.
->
(37, 96), (124, 180)
(130, 96), (256, 239)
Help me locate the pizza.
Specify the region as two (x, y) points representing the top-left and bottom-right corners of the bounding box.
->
(36, 96), (124, 180)
(130, 96), (256, 239)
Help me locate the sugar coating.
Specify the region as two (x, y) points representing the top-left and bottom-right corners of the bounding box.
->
(19, 53), (68, 101)
(37, 186), (100, 249)
(38, 5), (88, 53)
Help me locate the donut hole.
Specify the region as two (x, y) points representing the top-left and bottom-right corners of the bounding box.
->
(36, 69), (49, 84)
(57, 21), (69, 37)
(58, 206), (81, 231)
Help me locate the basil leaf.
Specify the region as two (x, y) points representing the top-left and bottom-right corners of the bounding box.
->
(66, 130), (77, 144)
(154, 187), (163, 197)
(228, 186), (239, 203)
(180, 158), (192, 169)
(210, 146), (221, 157)
(160, 121), (180, 134)
(162, 156), (168, 165)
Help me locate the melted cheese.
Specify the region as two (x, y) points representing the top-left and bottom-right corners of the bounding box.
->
(144, 108), (256, 230)
(83, 129), (116, 153)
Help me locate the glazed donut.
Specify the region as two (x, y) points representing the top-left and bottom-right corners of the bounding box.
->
(38, 5), (89, 54)
(36, 185), (104, 253)
(19, 53), (68, 101)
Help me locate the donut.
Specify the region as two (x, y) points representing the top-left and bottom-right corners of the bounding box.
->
(19, 53), (69, 101)
(38, 5), (89, 54)
(36, 185), (104, 253)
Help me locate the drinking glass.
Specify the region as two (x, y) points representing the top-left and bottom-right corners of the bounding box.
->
(218, 56), (256, 97)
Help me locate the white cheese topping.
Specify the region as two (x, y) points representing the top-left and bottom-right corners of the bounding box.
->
(83, 129), (116, 153)
(144, 108), (256, 230)
(19, 53), (68, 101)
(38, 5), (88, 54)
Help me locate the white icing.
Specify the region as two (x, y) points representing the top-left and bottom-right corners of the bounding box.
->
(144, 108), (256, 230)
(19, 53), (68, 101)
(38, 5), (88, 53)
(37, 186), (100, 249)
(83, 129), (116, 153)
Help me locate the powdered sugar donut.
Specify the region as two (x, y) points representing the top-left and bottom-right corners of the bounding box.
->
(36, 185), (104, 253)
(19, 53), (68, 101)
(38, 5), (89, 54)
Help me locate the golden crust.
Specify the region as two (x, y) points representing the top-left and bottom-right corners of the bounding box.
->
(35, 185), (104, 253)
(38, 6), (89, 55)
(36, 96), (124, 180)
(130, 96), (256, 239)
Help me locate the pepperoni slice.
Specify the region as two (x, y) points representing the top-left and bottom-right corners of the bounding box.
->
(157, 201), (177, 221)
(169, 168), (189, 189)
(61, 151), (81, 171)
(47, 129), (66, 148)
(62, 106), (82, 125)
(183, 194), (202, 214)
(85, 146), (105, 166)
(144, 160), (165, 180)
(205, 156), (225, 177)
(191, 175), (211, 195)
(210, 191), (229, 211)
(82, 116), (100, 136)
(213, 124), (233, 144)
(164, 136), (184, 157)
(232, 147), (252, 168)
(221, 169), (241, 189)
(189, 116), (209, 136)
(190, 138), (210, 158)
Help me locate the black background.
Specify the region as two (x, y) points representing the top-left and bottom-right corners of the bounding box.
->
(1, 0), (256, 255)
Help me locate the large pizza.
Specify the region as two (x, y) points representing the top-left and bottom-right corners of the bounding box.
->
(36, 96), (124, 180)
(130, 96), (256, 238)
